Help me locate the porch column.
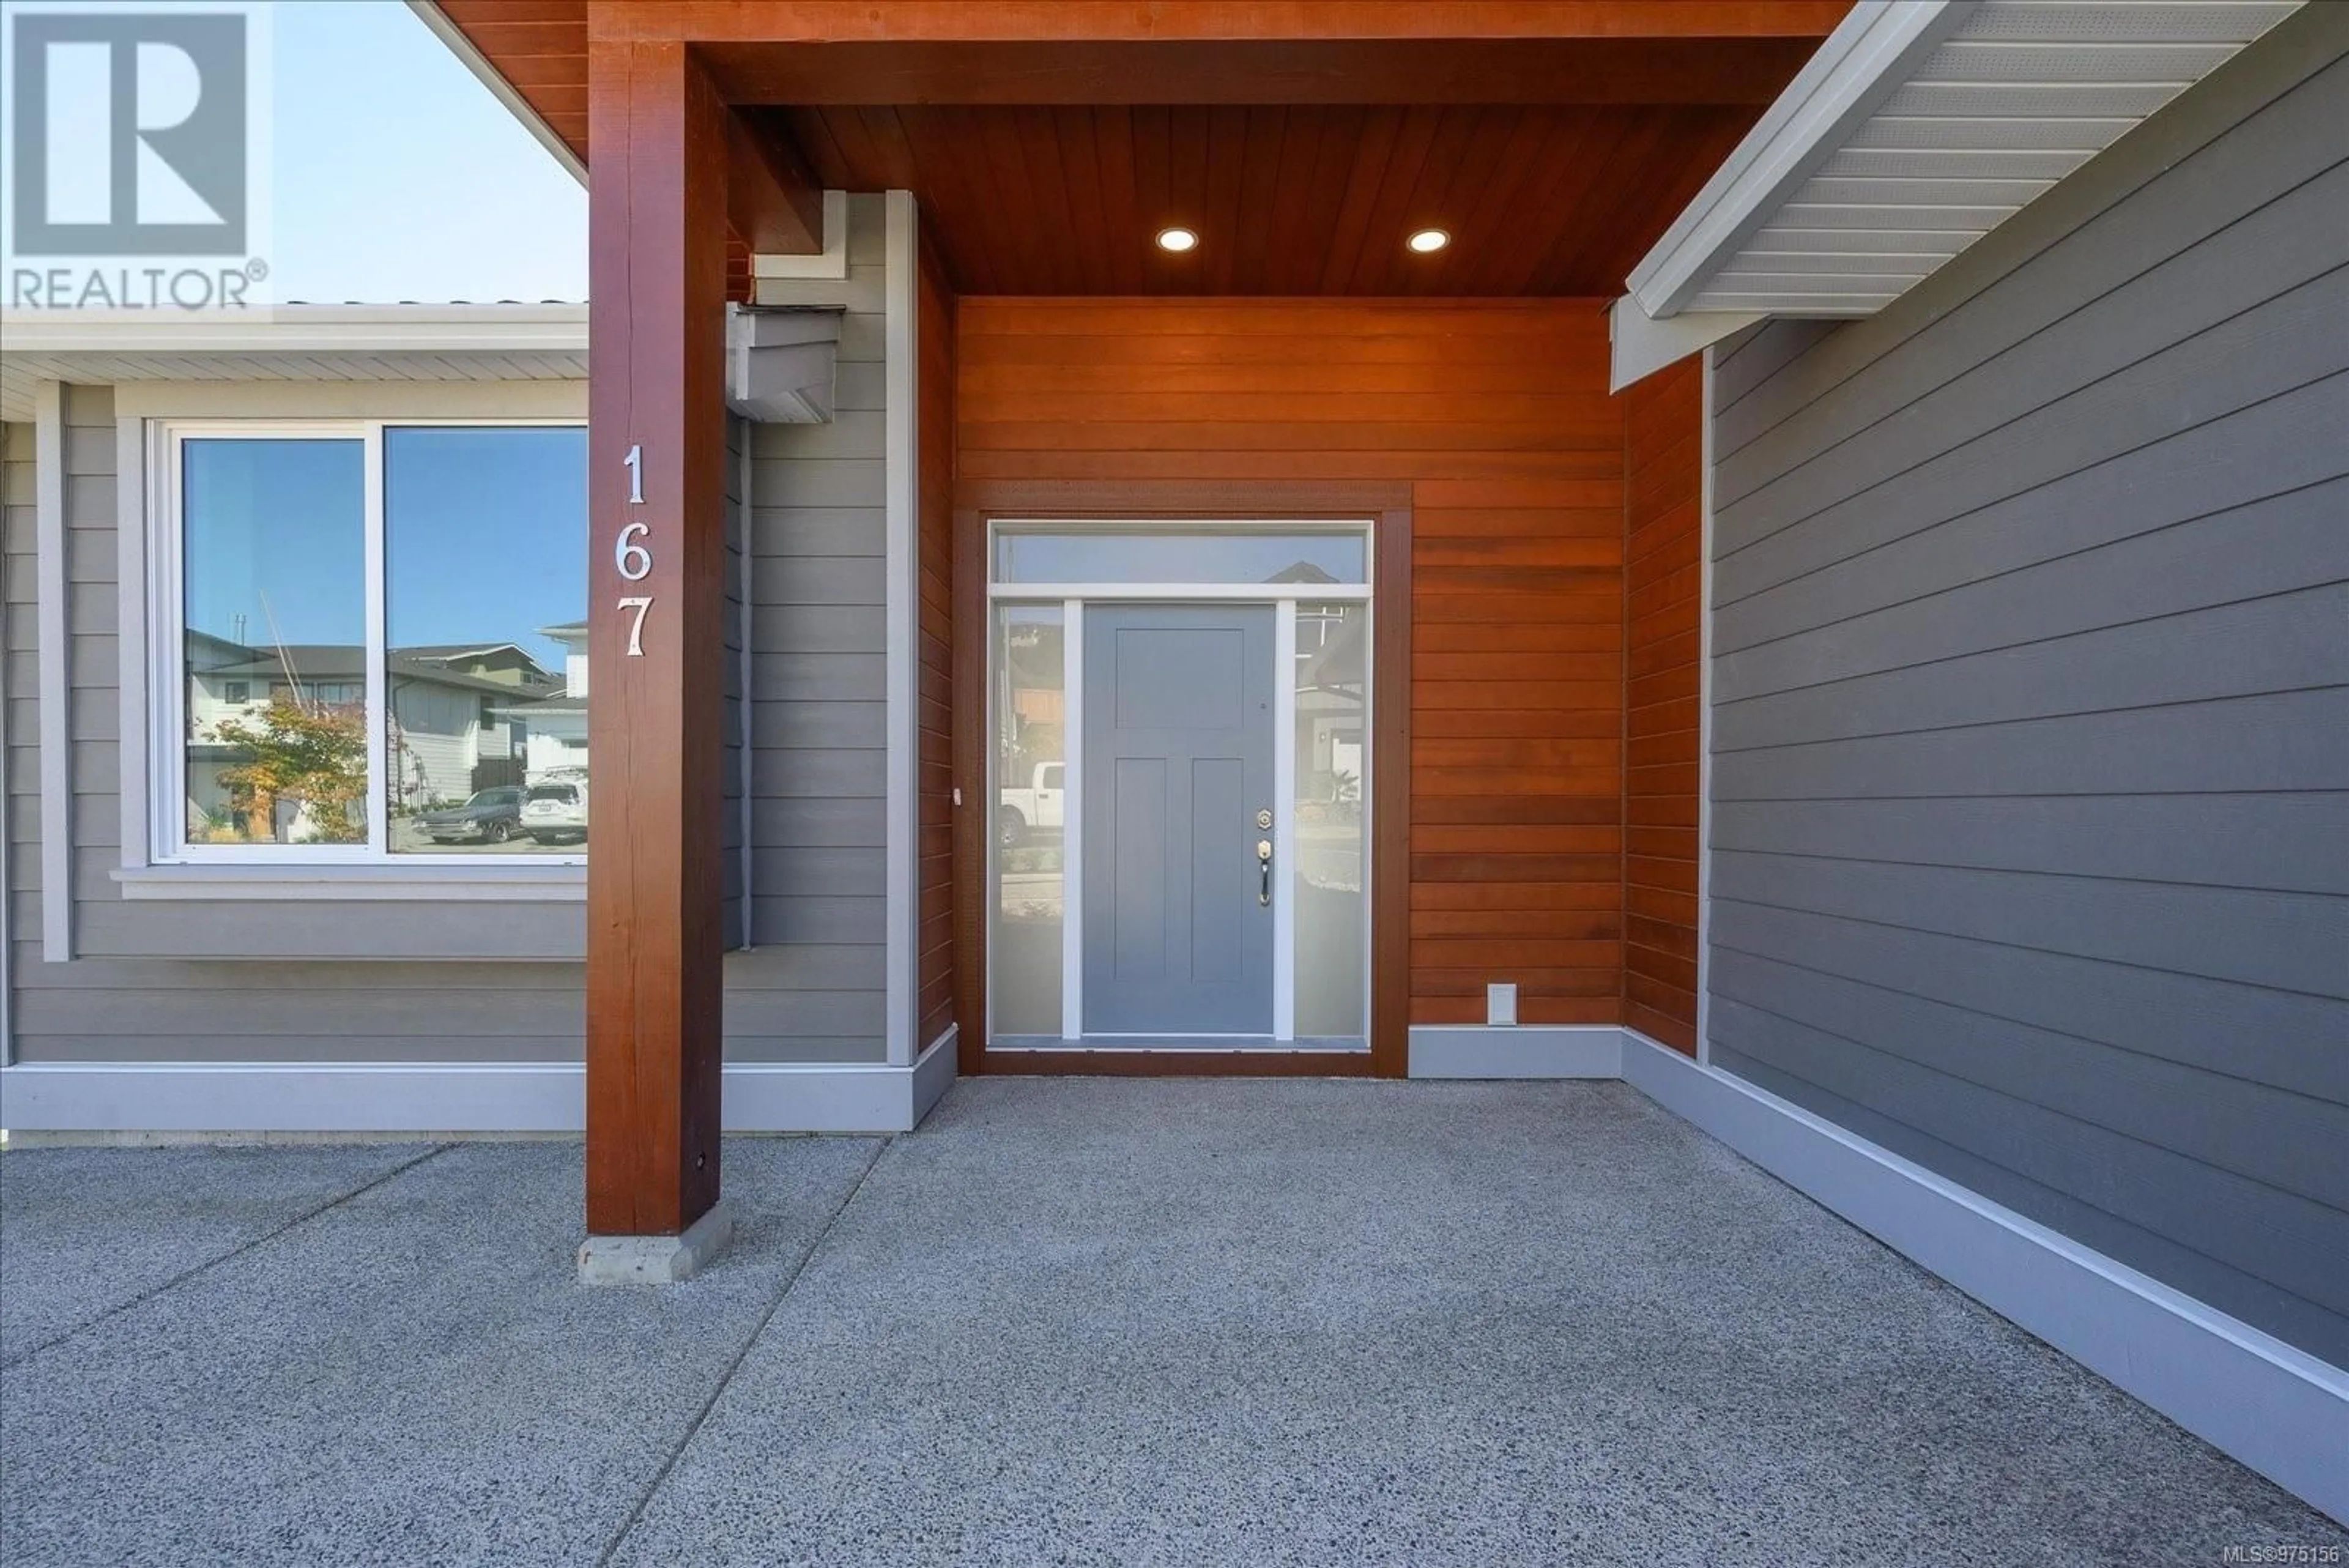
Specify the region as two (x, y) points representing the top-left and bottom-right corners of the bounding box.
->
(580, 38), (729, 1269)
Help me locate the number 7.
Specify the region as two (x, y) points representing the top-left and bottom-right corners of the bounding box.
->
(617, 595), (653, 656)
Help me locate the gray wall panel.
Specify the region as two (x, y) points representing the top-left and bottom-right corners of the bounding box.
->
(1716, 268), (2348, 603)
(1709, 850), (2342, 995)
(1717, 582), (2348, 726)
(1710, 949), (2349, 1209)
(8, 195), (900, 1074)
(723, 412), (746, 951)
(1711, 39), (2349, 468)
(1715, 134), (2349, 505)
(727, 191), (894, 1063)
(1712, 794), (2349, 895)
(1704, 13), (2349, 1365)
(1716, 454), (2344, 667)
(1707, 899), (2349, 1104)
(1714, 688), (2348, 800)
(1712, 1038), (2349, 1368)
(1707, 1001), (2349, 1321)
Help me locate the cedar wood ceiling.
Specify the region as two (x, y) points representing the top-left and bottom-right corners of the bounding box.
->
(434, 1), (1846, 296)
(787, 104), (1761, 296)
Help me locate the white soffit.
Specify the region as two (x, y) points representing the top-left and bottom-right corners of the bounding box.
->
(0, 304), (588, 421)
(1624, 0), (2303, 323)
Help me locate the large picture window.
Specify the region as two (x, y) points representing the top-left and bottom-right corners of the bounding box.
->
(160, 422), (588, 863)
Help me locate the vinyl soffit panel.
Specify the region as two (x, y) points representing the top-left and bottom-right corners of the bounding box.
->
(1642, 0), (2303, 319)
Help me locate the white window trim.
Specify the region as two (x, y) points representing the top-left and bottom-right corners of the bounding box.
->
(139, 415), (589, 882)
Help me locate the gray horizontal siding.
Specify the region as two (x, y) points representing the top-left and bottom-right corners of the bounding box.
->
(1704, 10), (2349, 1367)
(723, 412), (746, 945)
(3, 420), (31, 1062)
(7, 196), (898, 1074)
(730, 190), (893, 1065)
(6, 385), (592, 1074)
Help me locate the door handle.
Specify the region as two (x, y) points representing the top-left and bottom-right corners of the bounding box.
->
(1257, 838), (1273, 905)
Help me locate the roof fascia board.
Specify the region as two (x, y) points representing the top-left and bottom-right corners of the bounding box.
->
(1626, 0), (1979, 319)
(406, 0), (587, 187)
(1608, 301), (1761, 393)
(0, 305), (588, 355)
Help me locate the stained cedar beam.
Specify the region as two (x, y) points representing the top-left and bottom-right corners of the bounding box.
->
(698, 37), (1824, 106)
(584, 37), (728, 1239)
(588, 2), (1853, 43)
(727, 106), (823, 255)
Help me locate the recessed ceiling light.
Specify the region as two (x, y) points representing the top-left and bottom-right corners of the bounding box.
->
(1156, 226), (1199, 253)
(1407, 228), (1451, 254)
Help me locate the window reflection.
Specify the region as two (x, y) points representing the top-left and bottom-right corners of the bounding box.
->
(182, 439), (369, 845)
(992, 606), (1066, 1036)
(384, 427), (588, 855)
(996, 531), (1365, 585)
(1295, 601), (1367, 1037)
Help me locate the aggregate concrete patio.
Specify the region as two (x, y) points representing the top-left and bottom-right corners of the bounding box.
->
(1, 1079), (2339, 1567)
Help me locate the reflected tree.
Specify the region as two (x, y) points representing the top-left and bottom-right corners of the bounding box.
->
(207, 697), (368, 844)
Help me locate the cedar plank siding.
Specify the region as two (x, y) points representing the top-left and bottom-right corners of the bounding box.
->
(915, 237), (957, 1050)
(1703, 13), (2349, 1364)
(1621, 358), (1702, 1052)
(957, 299), (1626, 1027)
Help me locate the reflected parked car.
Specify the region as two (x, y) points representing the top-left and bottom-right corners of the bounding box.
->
(522, 772), (588, 845)
(417, 785), (526, 845)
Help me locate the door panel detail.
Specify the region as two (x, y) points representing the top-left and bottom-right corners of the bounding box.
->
(1083, 606), (1275, 1034)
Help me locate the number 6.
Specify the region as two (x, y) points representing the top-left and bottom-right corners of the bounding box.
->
(618, 595), (653, 656)
(615, 521), (652, 581)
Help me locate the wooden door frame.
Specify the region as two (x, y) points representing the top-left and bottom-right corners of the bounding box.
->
(952, 478), (1411, 1079)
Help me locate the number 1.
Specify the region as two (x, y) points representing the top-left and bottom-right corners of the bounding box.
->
(623, 444), (644, 505)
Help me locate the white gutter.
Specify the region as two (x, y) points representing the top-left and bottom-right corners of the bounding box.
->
(1624, 0), (1978, 321)
(406, 1), (587, 187)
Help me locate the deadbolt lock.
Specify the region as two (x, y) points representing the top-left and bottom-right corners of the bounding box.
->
(1255, 808), (1273, 830)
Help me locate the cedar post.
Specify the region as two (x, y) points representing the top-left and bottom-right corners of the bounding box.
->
(582, 38), (728, 1243)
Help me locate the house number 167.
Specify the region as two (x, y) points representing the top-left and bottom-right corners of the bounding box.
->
(617, 444), (653, 656)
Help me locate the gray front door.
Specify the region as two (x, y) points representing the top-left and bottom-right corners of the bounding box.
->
(1083, 605), (1275, 1035)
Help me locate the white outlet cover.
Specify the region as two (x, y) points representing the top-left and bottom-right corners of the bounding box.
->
(1487, 982), (1518, 1027)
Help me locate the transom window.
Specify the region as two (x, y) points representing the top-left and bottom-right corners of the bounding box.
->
(993, 526), (1368, 588)
(155, 421), (588, 863)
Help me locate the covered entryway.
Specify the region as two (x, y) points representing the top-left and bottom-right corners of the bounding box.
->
(421, 0), (1841, 1232)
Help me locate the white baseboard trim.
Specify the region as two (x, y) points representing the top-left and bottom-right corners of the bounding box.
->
(0, 1057), (943, 1137)
(1619, 1029), (2349, 1525)
(1407, 1024), (1623, 1079)
(911, 1026), (958, 1126)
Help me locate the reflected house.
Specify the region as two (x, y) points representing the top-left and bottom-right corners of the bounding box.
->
(499, 620), (590, 781)
(1294, 605), (1365, 825)
(996, 618), (1062, 781)
(388, 641), (561, 806)
(1275, 560), (1367, 828)
(184, 631), (560, 831)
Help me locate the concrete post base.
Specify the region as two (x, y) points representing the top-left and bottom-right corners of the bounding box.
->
(577, 1198), (736, 1285)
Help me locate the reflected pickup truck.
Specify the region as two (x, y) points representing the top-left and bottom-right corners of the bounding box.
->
(998, 762), (1064, 848)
